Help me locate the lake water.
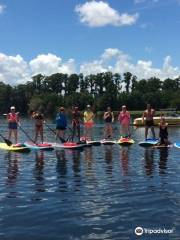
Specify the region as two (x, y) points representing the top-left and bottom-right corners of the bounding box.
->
(0, 121), (180, 240)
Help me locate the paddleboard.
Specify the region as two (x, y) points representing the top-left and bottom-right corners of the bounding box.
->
(117, 137), (135, 146)
(0, 142), (30, 153)
(50, 142), (88, 149)
(24, 141), (54, 150)
(101, 139), (116, 145)
(174, 143), (180, 149)
(87, 140), (101, 146)
(139, 138), (159, 147)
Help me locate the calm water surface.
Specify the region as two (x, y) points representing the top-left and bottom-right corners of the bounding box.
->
(0, 121), (180, 240)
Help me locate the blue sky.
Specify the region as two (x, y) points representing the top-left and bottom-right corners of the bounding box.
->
(0, 0), (180, 84)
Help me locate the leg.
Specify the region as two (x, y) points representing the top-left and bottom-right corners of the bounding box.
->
(77, 125), (80, 141)
(109, 124), (113, 138)
(71, 125), (76, 142)
(40, 127), (43, 143)
(145, 126), (148, 140)
(151, 126), (156, 139)
(13, 130), (18, 143)
(34, 130), (38, 143)
(8, 129), (12, 141)
(104, 124), (107, 138)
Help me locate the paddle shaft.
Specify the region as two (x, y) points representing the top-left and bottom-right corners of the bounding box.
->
(44, 122), (66, 143)
(0, 133), (12, 146)
(18, 125), (35, 143)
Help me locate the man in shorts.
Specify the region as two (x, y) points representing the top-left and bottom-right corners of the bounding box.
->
(142, 104), (156, 140)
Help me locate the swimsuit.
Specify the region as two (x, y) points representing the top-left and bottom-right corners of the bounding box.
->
(159, 126), (168, 144)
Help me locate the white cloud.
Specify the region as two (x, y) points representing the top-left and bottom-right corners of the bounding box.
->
(29, 54), (75, 76)
(0, 53), (30, 84)
(80, 48), (180, 80)
(0, 4), (6, 14)
(75, 1), (138, 27)
(0, 53), (76, 85)
(0, 50), (179, 85)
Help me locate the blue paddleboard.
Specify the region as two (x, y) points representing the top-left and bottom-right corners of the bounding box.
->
(174, 143), (180, 149)
(139, 138), (159, 147)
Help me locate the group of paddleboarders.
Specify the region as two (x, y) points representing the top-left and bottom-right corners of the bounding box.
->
(5, 103), (170, 146)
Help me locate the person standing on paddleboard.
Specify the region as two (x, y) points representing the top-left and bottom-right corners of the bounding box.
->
(32, 111), (44, 143)
(7, 106), (19, 143)
(142, 104), (156, 140)
(103, 107), (114, 139)
(83, 105), (94, 141)
(71, 106), (81, 142)
(118, 105), (131, 138)
(158, 114), (170, 146)
(55, 107), (67, 141)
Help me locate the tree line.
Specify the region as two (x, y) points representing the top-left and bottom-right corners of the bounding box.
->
(0, 72), (180, 116)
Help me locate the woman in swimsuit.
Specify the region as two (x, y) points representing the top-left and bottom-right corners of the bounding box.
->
(32, 111), (44, 143)
(158, 115), (170, 146)
(103, 107), (114, 139)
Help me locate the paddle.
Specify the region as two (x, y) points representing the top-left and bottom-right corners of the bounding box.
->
(44, 122), (66, 143)
(0, 133), (12, 146)
(18, 124), (36, 143)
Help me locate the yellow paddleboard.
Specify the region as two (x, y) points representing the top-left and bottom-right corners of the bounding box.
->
(117, 137), (135, 146)
(0, 142), (30, 152)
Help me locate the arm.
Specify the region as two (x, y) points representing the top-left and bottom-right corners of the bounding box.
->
(112, 112), (115, 122)
(142, 111), (145, 123)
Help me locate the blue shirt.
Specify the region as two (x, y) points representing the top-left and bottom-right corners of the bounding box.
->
(56, 113), (67, 128)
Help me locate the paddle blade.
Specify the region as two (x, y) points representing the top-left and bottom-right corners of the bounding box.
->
(4, 138), (12, 146)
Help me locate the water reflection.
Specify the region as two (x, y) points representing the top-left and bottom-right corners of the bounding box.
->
(159, 148), (168, 175)
(120, 147), (129, 176)
(33, 151), (45, 193)
(104, 146), (113, 177)
(144, 148), (155, 176)
(5, 152), (19, 187)
(56, 150), (68, 192)
(72, 150), (82, 191)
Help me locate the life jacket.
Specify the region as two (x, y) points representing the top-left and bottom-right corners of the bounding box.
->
(8, 112), (19, 122)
